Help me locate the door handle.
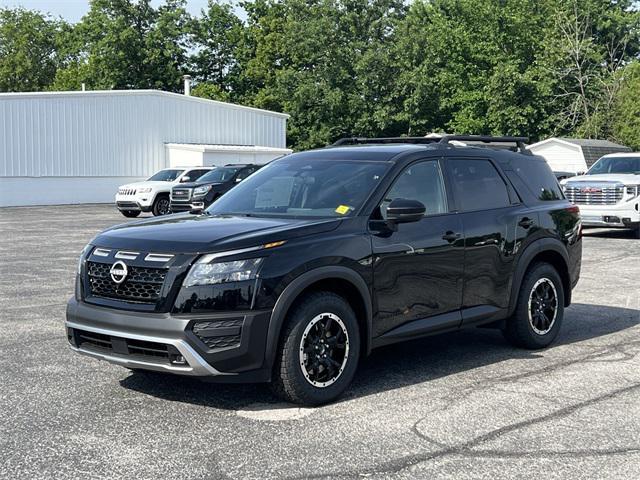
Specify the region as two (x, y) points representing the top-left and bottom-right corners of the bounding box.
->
(442, 231), (461, 242)
(518, 217), (534, 229)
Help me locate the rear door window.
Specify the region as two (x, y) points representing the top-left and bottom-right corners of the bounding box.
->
(448, 159), (511, 211)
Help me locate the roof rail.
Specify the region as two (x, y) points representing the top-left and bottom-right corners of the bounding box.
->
(439, 135), (530, 154)
(331, 137), (441, 146)
(331, 135), (531, 154)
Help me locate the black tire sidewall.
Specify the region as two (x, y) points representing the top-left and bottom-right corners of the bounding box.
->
(511, 263), (565, 349)
(276, 293), (360, 405)
(152, 195), (170, 216)
(121, 210), (141, 218)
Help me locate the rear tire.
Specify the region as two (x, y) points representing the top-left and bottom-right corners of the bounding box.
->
(152, 195), (171, 216)
(271, 292), (360, 406)
(503, 262), (564, 349)
(120, 210), (141, 218)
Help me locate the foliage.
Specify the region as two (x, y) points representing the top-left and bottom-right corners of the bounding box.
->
(0, 8), (67, 92)
(0, 0), (639, 150)
(611, 61), (640, 150)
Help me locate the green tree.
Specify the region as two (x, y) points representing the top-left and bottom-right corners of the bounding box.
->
(611, 61), (640, 150)
(239, 0), (407, 149)
(190, 0), (243, 95)
(542, 0), (640, 138)
(393, 0), (557, 139)
(0, 8), (68, 92)
(53, 0), (191, 91)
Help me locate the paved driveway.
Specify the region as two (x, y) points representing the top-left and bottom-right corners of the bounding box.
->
(1, 205), (639, 479)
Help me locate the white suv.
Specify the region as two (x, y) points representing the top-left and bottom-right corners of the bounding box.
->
(560, 153), (640, 238)
(115, 167), (213, 217)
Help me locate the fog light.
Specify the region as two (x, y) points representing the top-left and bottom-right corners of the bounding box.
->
(170, 354), (187, 365)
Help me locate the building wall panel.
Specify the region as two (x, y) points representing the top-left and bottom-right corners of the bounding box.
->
(0, 90), (288, 205)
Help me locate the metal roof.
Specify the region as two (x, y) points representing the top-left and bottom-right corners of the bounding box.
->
(556, 138), (630, 149)
(0, 89), (290, 119)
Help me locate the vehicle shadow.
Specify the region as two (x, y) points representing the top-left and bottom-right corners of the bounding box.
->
(119, 302), (639, 410)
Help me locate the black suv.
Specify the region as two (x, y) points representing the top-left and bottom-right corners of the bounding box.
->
(170, 164), (261, 213)
(66, 136), (582, 405)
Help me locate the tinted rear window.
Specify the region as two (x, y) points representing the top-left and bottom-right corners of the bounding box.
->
(449, 159), (511, 211)
(513, 159), (564, 201)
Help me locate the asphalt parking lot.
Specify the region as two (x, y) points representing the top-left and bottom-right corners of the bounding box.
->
(1, 204), (639, 479)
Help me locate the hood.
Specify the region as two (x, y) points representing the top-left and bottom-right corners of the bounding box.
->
(562, 173), (639, 185)
(92, 213), (343, 253)
(119, 180), (176, 190)
(174, 181), (225, 189)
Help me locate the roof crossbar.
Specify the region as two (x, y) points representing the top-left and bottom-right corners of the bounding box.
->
(331, 135), (531, 154)
(438, 135), (530, 154)
(331, 137), (441, 146)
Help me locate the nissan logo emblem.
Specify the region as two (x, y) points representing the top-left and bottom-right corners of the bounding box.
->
(110, 260), (128, 284)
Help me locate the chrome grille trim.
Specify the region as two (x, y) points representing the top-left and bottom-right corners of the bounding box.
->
(171, 188), (192, 202)
(115, 251), (139, 260)
(564, 184), (624, 205)
(145, 253), (175, 263)
(93, 248), (111, 257)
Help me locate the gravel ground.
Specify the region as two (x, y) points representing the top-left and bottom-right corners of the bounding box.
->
(1, 205), (639, 480)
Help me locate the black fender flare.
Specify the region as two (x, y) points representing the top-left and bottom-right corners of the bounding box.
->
(263, 266), (373, 370)
(508, 238), (570, 316)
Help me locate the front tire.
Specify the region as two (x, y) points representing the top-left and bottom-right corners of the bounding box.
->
(271, 292), (360, 406)
(503, 262), (564, 349)
(152, 195), (171, 216)
(120, 210), (141, 218)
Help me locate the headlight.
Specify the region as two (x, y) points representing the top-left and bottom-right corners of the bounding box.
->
(138, 187), (152, 193)
(183, 258), (263, 287)
(625, 185), (639, 197)
(193, 185), (212, 196)
(77, 244), (92, 274)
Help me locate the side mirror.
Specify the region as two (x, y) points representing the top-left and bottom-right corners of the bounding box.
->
(386, 198), (425, 224)
(235, 177), (243, 183)
(181, 176), (191, 183)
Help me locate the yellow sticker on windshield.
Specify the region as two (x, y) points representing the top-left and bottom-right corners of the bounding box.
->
(335, 205), (351, 215)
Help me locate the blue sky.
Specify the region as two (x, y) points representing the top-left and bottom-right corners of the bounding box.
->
(0, 0), (221, 23)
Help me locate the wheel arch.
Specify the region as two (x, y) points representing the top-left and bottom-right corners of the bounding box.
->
(264, 266), (373, 372)
(509, 238), (572, 316)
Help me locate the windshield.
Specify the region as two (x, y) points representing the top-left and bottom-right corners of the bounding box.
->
(197, 167), (241, 183)
(206, 158), (390, 218)
(587, 157), (640, 175)
(147, 169), (184, 182)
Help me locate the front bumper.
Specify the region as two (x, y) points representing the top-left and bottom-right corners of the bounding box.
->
(578, 203), (640, 228)
(170, 201), (204, 213)
(115, 194), (154, 212)
(65, 298), (272, 381)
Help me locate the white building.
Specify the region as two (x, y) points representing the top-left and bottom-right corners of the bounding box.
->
(0, 90), (290, 206)
(527, 137), (631, 175)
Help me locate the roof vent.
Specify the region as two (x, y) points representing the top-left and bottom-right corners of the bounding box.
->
(183, 75), (192, 96)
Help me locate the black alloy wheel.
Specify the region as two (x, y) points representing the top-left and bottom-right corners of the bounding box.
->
(528, 278), (558, 335)
(299, 313), (350, 388)
(503, 262), (565, 349)
(271, 292), (360, 405)
(152, 196), (171, 216)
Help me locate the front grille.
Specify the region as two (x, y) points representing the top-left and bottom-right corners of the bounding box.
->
(564, 185), (623, 205)
(171, 188), (192, 202)
(118, 187), (136, 195)
(87, 261), (167, 303)
(71, 328), (182, 363)
(193, 318), (243, 350)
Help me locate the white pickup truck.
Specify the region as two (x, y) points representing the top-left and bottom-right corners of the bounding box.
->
(560, 153), (640, 238)
(115, 167), (214, 217)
